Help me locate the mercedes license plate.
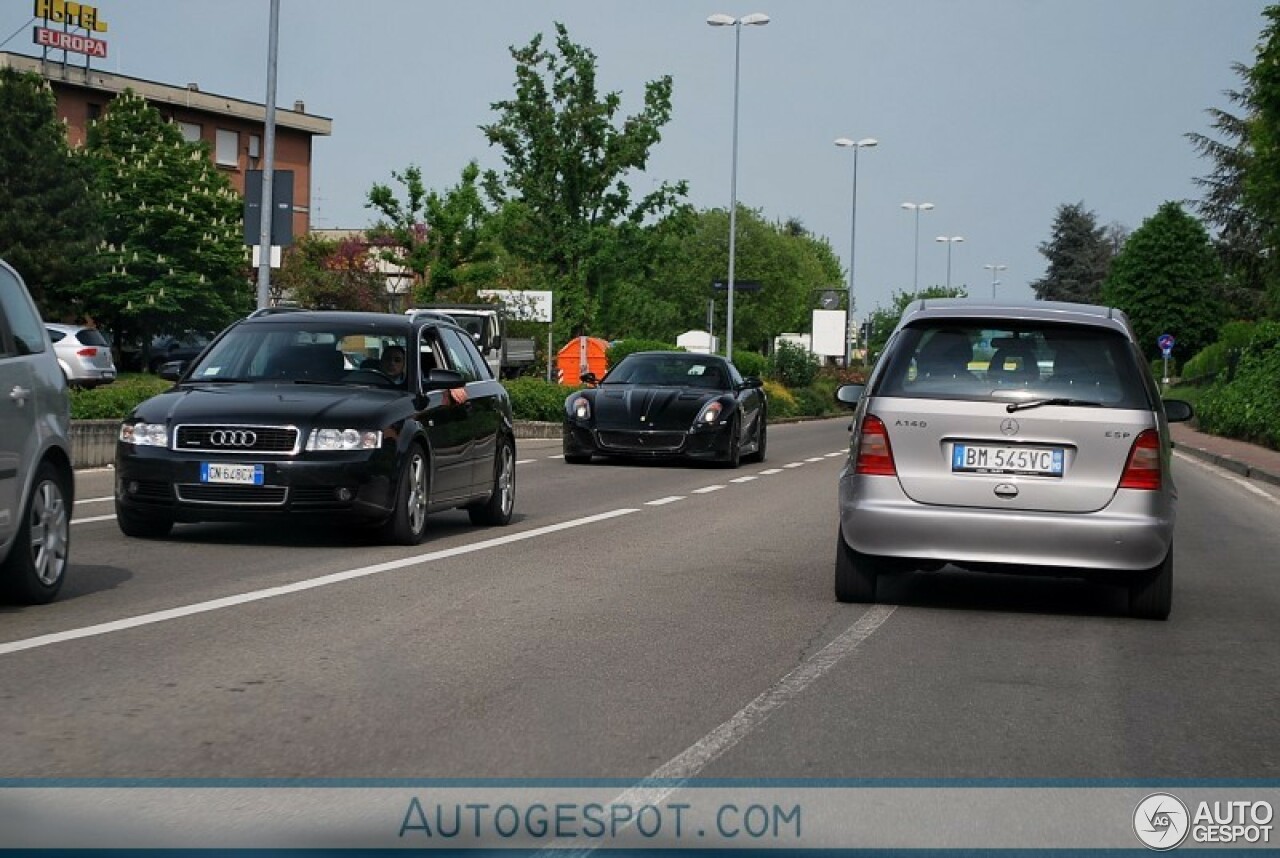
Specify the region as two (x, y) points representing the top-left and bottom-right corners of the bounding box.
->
(200, 463), (265, 485)
(952, 444), (1063, 477)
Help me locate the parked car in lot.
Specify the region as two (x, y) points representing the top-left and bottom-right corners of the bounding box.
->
(147, 331), (212, 373)
(45, 322), (116, 388)
(115, 309), (516, 543)
(0, 260), (74, 604)
(834, 299), (1194, 620)
(562, 351), (767, 468)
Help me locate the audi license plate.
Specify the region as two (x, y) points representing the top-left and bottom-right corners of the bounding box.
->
(952, 444), (1063, 477)
(200, 463), (265, 485)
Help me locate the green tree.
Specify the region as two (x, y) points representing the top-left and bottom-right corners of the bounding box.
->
(79, 89), (249, 359)
(0, 68), (101, 314)
(1101, 202), (1224, 360)
(480, 22), (688, 337)
(1030, 202), (1114, 303)
(864, 286), (967, 361)
(1246, 4), (1280, 314)
(1187, 62), (1270, 319)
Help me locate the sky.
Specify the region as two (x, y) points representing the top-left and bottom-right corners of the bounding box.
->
(2, 0), (1270, 325)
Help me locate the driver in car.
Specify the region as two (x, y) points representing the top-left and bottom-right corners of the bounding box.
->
(379, 345), (407, 384)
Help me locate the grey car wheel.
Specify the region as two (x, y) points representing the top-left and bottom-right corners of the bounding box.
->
(1128, 545), (1173, 620)
(469, 436), (515, 526)
(382, 444), (429, 545)
(835, 530), (879, 603)
(2, 463), (71, 604)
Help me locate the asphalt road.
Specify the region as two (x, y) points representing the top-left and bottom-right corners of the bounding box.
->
(2, 417), (1278, 781)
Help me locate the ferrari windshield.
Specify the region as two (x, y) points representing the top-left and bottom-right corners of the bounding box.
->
(604, 354), (732, 390)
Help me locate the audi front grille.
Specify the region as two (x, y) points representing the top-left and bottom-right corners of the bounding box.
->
(175, 424), (300, 455)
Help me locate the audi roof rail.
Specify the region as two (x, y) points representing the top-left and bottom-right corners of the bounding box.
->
(246, 306), (307, 318)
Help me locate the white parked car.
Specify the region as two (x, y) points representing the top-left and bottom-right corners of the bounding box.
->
(46, 322), (116, 388)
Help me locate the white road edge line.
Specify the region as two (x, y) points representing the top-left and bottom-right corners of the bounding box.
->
(72, 514), (117, 526)
(0, 508), (641, 657)
(74, 496), (113, 505)
(1174, 449), (1280, 508)
(541, 605), (897, 856)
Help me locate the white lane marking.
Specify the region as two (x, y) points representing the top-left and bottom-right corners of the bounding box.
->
(784, 462), (805, 469)
(691, 485), (725, 494)
(548, 455), (565, 460)
(541, 605), (897, 855)
(645, 496), (685, 506)
(75, 496), (113, 505)
(516, 459), (537, 465)
(729, 476), (757, 484)
(72, 514), (117, 526)
(1175, 450), (1280, 508)
(825, 451), (845, 458)
(805, 457), (825, 463)
(0, 508), (641, 657)
(759, 468), (784, 475)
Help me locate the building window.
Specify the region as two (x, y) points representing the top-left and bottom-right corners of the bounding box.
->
(179, 122), (202, 143)
(248, 134), (261, 169)
(87, 103), (102, 121)
(215, 128), (238, 167)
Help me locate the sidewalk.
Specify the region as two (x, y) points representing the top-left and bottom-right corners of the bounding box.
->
(1170, 422), (1280, 488)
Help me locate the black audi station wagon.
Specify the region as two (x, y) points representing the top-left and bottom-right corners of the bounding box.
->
(115, 310), (516, 544)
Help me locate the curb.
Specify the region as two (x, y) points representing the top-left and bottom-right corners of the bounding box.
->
(1174, 441), (1280, 489)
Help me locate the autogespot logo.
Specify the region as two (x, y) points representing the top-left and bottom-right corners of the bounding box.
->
(1134, 793), (1190, 850)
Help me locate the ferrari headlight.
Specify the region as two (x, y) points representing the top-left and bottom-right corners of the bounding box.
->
(120, 422), (168, 447)
(306, 428), (382, 451)
(571, 396), (591, 420)
(696, 401), (724, 425)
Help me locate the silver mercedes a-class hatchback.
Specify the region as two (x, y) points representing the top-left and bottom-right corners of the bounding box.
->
(835, 299), (1193, 620)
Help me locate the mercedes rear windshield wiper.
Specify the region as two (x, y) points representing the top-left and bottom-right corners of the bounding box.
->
(1005, 397), (1105, 413)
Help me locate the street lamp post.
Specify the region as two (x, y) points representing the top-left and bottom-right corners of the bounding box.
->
(708, 11), (769, 362)
(934, 235), (964, 290)
(834, 137), (877, 366)
(901, 201), (935, 292)
(983, 263), (1008, 300)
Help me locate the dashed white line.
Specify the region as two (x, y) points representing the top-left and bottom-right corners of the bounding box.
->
(759, 468), (783, 475)
(1, 508), (641, 657)
(825, 451), (845, 458)
(729, 476), (758, 483)
(805, 456), (825, 463)
(645, 496), (685, 506)
(784, 462), (805, 469)
(516, 459), (537, 465)
(691, 485), (725, 494)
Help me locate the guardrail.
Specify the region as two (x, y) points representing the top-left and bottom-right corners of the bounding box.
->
(70, 420), (563, 469)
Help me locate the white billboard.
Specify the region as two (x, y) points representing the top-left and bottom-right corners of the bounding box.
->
(811, 309), (847, 357)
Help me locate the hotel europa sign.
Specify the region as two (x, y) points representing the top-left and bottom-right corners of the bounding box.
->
(32, 0), (109, 59)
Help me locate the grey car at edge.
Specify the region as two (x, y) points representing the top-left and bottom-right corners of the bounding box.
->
(834, 299), (1193, 620)
(0, 259), (74, 604)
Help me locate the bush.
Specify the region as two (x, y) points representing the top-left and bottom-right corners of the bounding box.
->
(731, 350), (767, 379)
(768, 341), (818, 388)
(762, 380), (798, 418)
(69, 374), (172, 419)
(606, 338), (679, 369)
(1195, 321), (1280, 448)
(1181, 320), (1260, 384)
(502, 377), (576, 423)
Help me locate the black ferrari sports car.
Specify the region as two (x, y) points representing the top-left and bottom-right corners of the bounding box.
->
(562, 351), (767, 467)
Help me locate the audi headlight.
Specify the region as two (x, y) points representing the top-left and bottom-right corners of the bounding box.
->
(120, 422), (168, 447)
(570, 396), (591, 420)
(306, 429), (382, 451)
(695, 401), (724, 426)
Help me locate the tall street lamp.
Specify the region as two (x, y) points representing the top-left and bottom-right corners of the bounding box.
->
(934, 235), (964, 290)
(901, 201), (934, 292)
(834, 137), (877, 366)
(983, 263), (1008, 300)
(708, 11), (769, 362)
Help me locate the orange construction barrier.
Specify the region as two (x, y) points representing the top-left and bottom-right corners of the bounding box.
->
(556, 336), (609, 386)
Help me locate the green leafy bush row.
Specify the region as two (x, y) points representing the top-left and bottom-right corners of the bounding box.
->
(1194, 322), (1280, 449)
(68, 373), (850, 425)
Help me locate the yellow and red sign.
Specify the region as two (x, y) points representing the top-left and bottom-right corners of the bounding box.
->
(32, 0), (109, 59)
